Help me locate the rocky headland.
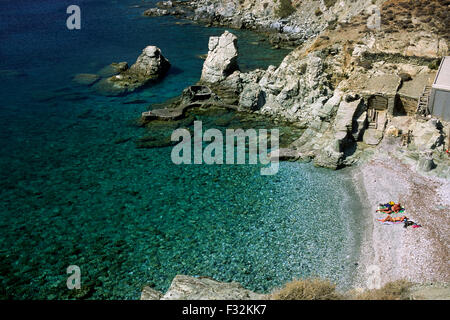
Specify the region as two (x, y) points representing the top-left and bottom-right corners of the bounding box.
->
(141, 0), (449, 174)
(138, 0), (449, 299)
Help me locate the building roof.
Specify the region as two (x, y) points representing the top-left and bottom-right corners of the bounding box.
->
(398, 73), (435, 99)
(433, 56), (450, 91)
(361, 74), (402, 96)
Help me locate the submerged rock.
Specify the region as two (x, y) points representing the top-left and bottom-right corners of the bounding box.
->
(417, 152), (436, 172)
(72, 73), (100, 86)
(97, 62), (129, 78)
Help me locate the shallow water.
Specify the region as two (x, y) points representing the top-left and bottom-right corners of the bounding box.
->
(0, 0), (362, 299)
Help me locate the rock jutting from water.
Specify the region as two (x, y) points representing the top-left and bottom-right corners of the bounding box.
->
(200, 30), (239, 83)
(94, 46), (171, 96)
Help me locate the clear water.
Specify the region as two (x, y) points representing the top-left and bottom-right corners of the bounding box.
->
(0, 0), (362, 299)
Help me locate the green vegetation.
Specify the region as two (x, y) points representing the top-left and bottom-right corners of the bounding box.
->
(274, 0), (296, 19)
(327, 18), (338, 30)
(361, 51), (439, 67)
(428, 59), (441, 70)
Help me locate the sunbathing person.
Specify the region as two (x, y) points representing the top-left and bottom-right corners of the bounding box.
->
(378, 215), (408, 223)
(377, 203), (403, 214)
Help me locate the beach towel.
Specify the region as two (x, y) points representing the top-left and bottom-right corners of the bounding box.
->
(377, 206), (405, 214)
(378, 221), (403, 225)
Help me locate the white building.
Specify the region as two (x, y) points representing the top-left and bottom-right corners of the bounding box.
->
(429, 56), (450, 121)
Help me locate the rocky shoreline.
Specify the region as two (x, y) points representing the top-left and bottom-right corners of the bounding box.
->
(139, 26), (449, 173)
(137, 0), (449, 299)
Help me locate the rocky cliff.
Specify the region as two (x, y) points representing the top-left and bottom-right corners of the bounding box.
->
(191, 0), (449, 171)
(146, 1), (406, 47)
(142, 0), (449, 173)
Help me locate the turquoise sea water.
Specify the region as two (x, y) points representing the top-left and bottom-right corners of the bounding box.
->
(0, 0), (362, 299)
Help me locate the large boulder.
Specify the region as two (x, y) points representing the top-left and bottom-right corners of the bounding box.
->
(410, 119), (444, 151)
(140, 275), (265, 300)
(128, 46), (170, 78)
(95, 46), (170, 96)
(200, 31), (239, 83)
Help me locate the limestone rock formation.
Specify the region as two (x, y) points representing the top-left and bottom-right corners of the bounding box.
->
(143, 8), (170, 17)
(312, 96), (366, 169)
(141, 0), (450, 173)
(140, 275), (265, 300)
(143, 0), (398, 47)
(95, 46), (170, 96)
(239, 82), (265, 111)
(417, 152), (436, 172)
(410, 119), (444, 151)
(200, 31), (239, 83)
(129, 46), (170, 79)
(141, 286), (164, 300)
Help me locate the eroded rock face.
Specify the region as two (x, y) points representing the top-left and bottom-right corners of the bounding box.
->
(140, 275), (265, 300)
(140, 3), (449, 172)
(201, 31), (239, 83)
(411, 119), (444, 151)
(239, 82), (265, 111)
(143, 0), (396, 47)
(141, 286), (163, 300)
(243, 50), (333, 123)
(143, 8), (170, 17)
(95, 46), (170, 96)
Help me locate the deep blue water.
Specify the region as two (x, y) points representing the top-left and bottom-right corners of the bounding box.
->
(0, 0), (363, 299)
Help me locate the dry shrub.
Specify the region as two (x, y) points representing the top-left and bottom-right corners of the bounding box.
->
(275, 0), (296, 18)
(271, 278), (343, 300)
(324, 0), (337, 9)
(354, 280), (413, 300)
